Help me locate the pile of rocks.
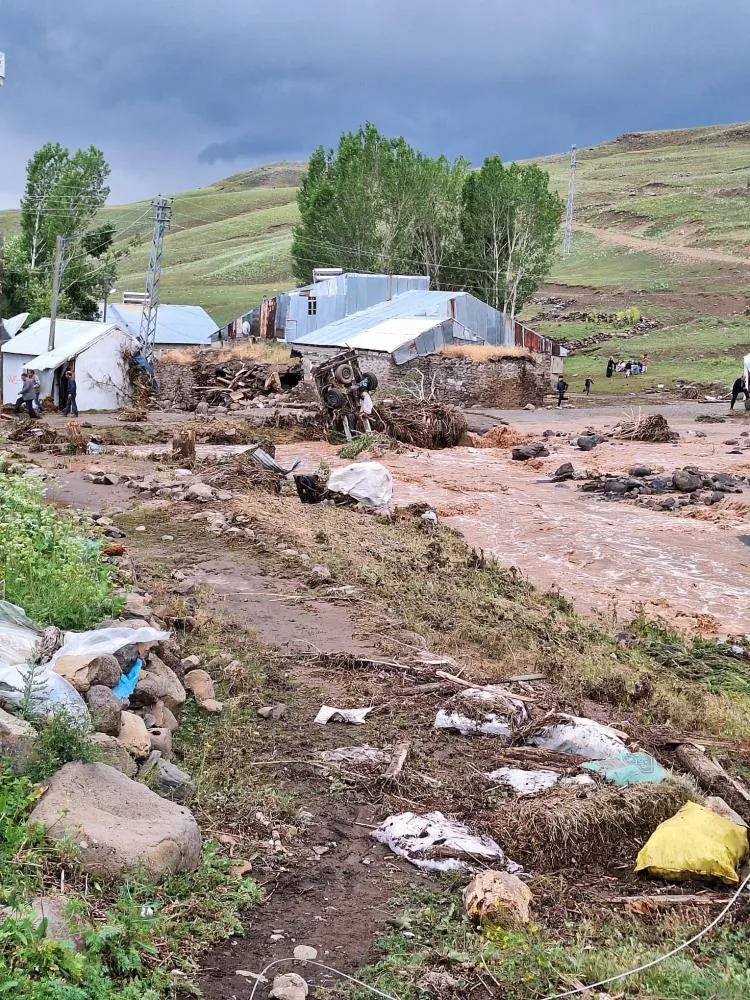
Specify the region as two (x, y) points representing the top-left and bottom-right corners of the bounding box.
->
(579, 465), (748, 511)
(125, 470), (234, 504)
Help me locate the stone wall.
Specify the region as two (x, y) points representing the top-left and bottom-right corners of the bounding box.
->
(297, 347), (551, 408)
(153, 361), (197, 410)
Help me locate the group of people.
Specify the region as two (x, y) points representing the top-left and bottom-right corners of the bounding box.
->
(14, 368), (78, 418)
(606, 354), (649, 378)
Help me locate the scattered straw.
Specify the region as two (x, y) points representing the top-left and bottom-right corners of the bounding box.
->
(440, 344), (532, 361)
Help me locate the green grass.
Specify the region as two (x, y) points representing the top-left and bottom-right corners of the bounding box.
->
(0, 471), (120, 629)
(341, 886), (750, 1000)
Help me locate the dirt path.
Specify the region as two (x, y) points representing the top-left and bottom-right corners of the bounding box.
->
(575, 221), (750, 267)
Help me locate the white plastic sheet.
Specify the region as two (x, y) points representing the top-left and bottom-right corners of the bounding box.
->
(327, 462), (393, 508)
(487, 767), (561, 795)
(434, 687), (527, 738)
(47, 625), (169, 673)
(314, 705), (374, 725)
(0, 601), (41, 670)
(435, 709), (513, 737)
(373, 811), (521, 873)
(527, 714), (629, 760)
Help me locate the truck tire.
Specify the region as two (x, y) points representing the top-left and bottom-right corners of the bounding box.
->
(324, 386), (346, 409)
(334, 363), (355, 385)
(361, 372), (379, 391)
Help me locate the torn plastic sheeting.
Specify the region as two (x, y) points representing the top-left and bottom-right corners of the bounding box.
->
(487, 767), (561, 795)
(314, 705), (375, 725)
(373, 811), (521, 873)
(317, 746), (388, 764)
(47, 625), (169, 673)
(435, 709), (513, 737)
(457, 687), (527, 720)
(582, 752), (667, 786)
(0, 663), (89, 723)
(527, 714), (629, 760)
(327, 462), (393, 508)
(0, 600), (42, 670)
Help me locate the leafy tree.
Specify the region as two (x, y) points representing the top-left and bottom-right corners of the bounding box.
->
(460, 156), (563, 316)
(411, 154), (469, 288)
(5, 142), (116, 321)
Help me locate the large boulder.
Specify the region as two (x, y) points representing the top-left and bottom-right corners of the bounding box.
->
(133, 656), (186, 712)
(28, 763), (201, 877)
(86, 685), (122, 736)
(673, 469), (702, 493)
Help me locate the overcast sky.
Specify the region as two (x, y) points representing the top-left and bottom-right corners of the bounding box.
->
(2, 0), (749, 208)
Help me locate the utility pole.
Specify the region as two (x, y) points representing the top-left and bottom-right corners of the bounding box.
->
(48, 234), (66, 351)
(562, 144), (577, 257)
(140, 196), (172, 362)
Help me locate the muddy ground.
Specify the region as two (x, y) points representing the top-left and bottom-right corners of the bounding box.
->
(5, 400), (750, 997)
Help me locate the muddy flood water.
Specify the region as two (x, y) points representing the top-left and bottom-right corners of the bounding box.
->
(278, 407), (750, 636)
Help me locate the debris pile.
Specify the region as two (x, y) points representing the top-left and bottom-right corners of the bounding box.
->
(373, 400), (467, 449)
(614, 413), (675, 442)
(466, 425), (533, 448)
(192, 356), (302, 409)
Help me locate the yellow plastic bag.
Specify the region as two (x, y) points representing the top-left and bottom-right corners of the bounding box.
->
(635, 801), (748, 884)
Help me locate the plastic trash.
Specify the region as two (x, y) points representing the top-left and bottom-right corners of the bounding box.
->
(373, 811), (520, 874)
(527, 714), (629, 760)
(0, 662), (89, 723)
(111, 658), (142, 700)
(435, 709), (514, 737)
(327, 462), (393, 508)
(314, 705), (374, 725)
(0, 600), (41, 670)
(47, 625), (169, 674)
(487, 767), (561, 795)
(635, 801), (749, 884)
(582, 752), (667, 786)
(317, 746), (388, 764)
(435, 688), (526, 738)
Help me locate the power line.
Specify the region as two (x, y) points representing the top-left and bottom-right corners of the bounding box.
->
(140, 196), (172, 362)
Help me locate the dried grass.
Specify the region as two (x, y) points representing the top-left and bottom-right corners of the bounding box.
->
(373, 400), (467, 449)
(489, 778), (695, 870)
(160, 348), (198, 365)
(614, 411), (674, 443)
(208, 341), (292, 364)
(440, 344), (532, 362)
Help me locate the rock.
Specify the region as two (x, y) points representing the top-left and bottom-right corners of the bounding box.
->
(576, 435), (599, 452)
(705, 795), (748, 828)
(523, 403), (536, 411)
(180, 654), (202, 671)
(310, 564), (332, 582)
(134, 655), (186, 712)
(463, 870), (532, 929)
(512, 444), (549, 461)
(52, 655), (97, 693)
(603, 480), (628, 494)
(118, 711), (152, 759)
(29, 763), (201, 877)
(140, 754), (196, 804)
(672, 469), (703, 493)
(163, 705), (180, 732)
(629, 465), (652, 478)
(551, 462), (574, 481)
(89, 654), (122, 687)
(184, 669), (215, 704)
(123, 593), (152, 617)
(198, 698), (224, 714)
(149, 727), (173, 758)
(257, 703), (288, 720)
(270, 973), (309, 1000)
(173, 579), (197, 596)
(0, 706), (35, 761)
(293, 945), (318, 961)
(195, 401), (209, 416)
(88, 733), (137, 778)
(86, 685), (122, 736)
(185, 482), (214, 502)
(0, 895), (85, 949)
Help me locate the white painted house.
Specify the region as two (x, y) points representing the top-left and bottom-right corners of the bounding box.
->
(1, 318), (134, 411)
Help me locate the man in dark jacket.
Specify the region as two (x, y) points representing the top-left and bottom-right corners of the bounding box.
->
(556, 376), (569, 407)
(14, 371), (39, 418)
(62, 369), (79, 416)
(730, 375), (749, 410)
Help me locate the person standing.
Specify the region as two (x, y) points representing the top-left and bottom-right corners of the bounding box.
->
(62, 368), (79, 417)
(14, 371), (38, 418)
(556, 376), (569, 407)
(30, 369), (42, 412)
(730, 374), (749, 410)
(584, 376), (593, 396)
(606, 357), (615, 378)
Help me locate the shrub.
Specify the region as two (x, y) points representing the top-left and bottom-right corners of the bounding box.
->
(26, 711), (100, 783)
(0, 472), (119, 628)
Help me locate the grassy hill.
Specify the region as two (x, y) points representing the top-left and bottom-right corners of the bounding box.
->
(3, 124), (750, 383)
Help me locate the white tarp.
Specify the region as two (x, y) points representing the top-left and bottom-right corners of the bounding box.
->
(527, 715), (629, 760)
(373, 811), (521, 873)
(327, 462), (393, 508)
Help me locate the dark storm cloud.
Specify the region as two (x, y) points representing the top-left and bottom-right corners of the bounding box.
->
(2, 0), (750, 204)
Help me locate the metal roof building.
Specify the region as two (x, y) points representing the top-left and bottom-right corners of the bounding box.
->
(103, 302), (219, 347)
(284, 272), (430, 343)
(293, 289), (513, 363)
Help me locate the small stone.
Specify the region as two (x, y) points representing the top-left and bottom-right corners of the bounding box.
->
(523, 403), (535, 411)
(672, 469), (702, 493)
(118, 711), (151, 760)
(181, 654), (201, 671)
(293, 945), (318, 961)
(162, 535), (174, 542)
(135, 526), (146, 532)
(173, 579), (197, 596)
(149, 727), (173, 758)
(551, 462), (574, 481)
(257, 703), (287, 720)
(0, 706), (35, 761)
(88, 733), (137, 778)
(270, 973), (309, 1000)
(310, 564), (332, 582)
(185, 482), (214, 502)
(86, 685), (122, 736)
(195, 401), (209, 416)
(198, 698), (224, 714)
(142, 757), (196, 805)
(629, 465), (652, 478)
(576, 435), (599, 452)
(184, 669), (214, 704)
